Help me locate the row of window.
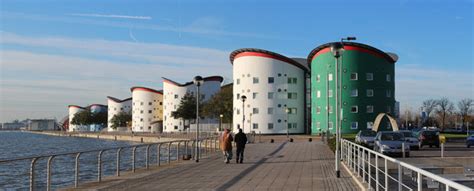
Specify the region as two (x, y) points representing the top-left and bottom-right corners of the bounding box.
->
(236, 92), (298, 100)
(316, 73), (391, 82)
(316, 121), (392, 130)
(316, 89), (391, 98)
(133, 101), (163, 106)
(236, 77), (298, 85)
(315, 105), (392, 114)
(236, 107), (297, 115)
(238, 122), (298, 130)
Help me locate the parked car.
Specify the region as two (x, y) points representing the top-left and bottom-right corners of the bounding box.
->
(417, 130), (440, 148)
(374, 131), (410, 157)
(399, 130), (420, 150)
(467, 134), (474, 148)
(355, 130), (377, 148)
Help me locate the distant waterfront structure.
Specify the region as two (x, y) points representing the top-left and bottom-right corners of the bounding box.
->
(107, 96), (132, 132)
(162, 76), (223, 132)
(28, 119), (56, 131)
(1, 122), (26, 130)
(68, 105), (87, 132)
(131, 87), (163, 133)
(230, 48), (309, 134)
(308, 42), (398, 134)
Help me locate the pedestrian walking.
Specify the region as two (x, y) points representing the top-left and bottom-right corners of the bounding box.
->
(234, 128), (247, 163)
(220, 128), (233, 163)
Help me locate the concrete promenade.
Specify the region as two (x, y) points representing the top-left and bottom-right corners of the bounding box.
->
(73, 138), (360, 191)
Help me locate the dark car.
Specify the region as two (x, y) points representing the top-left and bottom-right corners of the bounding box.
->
(418, 130), (440, 148)
(467, 134), (474, 148)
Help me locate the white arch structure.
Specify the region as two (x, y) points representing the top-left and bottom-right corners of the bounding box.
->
(372, 113), (399, 132)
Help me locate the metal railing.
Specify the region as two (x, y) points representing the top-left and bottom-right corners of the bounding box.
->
(341, 139), (473, 191)
(0, 137), (219, 191)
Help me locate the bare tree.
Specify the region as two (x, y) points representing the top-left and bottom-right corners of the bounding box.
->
(435, 97), (454, 131)
(457, 98), (474, 129)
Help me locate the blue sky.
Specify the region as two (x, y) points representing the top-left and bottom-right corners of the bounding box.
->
(1, 0), (473, 122)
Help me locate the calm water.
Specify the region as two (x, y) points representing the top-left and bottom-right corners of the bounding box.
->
(0, 131), (179, 190)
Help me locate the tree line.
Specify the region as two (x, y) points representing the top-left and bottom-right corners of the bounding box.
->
(400, 97), (473, 131)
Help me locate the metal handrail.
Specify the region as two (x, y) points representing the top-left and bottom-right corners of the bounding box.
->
(0, 136), (219, 191)
(341, 139), (472, 191)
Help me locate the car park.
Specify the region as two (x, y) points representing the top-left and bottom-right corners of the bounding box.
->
(399, 130), (420, 150)
(355, 130), (377, 148)
(418, 130), (440, 148)
(467, 134), (474, 148)
(374, 131), (410, 157)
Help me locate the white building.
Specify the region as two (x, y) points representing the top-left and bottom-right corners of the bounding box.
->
(68, 105), (87, 132)
(107, 96), (132, 132)
(230, 48), (309, 134)
(162, 76), (223, 132)
(28, 119), (56, 131)
(131, 87), (163, 133)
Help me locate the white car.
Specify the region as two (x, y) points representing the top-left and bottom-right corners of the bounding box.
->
(355, 130), (377, 148)
(399, 130), (420, 150)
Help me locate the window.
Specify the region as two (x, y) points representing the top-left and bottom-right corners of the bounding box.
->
(253, 77), (259, 84)
(236, 79), (240, 85)
(366, 73), (373, 81)
(253, 123), (258, 129)
(386, 90), (391, 98)
(328, 106), (333, 113)
(329, 89), (333, 97)
(329, 73), (333, 81)
(386, 74), (391, 82)
(140, 118), (143, 122)
(288, 123), (297, 129)
(288, 108), (297, 114)
(366, 89), (374, 97)
(253, 92), (258, 99)
(317, 90), (321, 98)
(351, 106), (358, 113)
(287, 93), (297, 99)
(149, 102), (152, 105)
(350, 73), (358, 80)
(287, 77), (297, 84)
(268, 77), (274, 84)
(366, 105), (374, 113)
(140, 102), (144, 105)
(316, 122), (321, 129)
(160, 102), (162, 105)
(278, 89), (282, 92)
(268, 108), (274, 114)
(253, 108), (259, 114)
(367, 122), (374, 129)
(237, 93), (240, 100)
(268, 92), (274, 99)
(268, 123), (274, 129)
(174, 126), (178, 130)
(236, 109), (240, 115)
(316, 106), (321, 114)
(329, 122), (333, 129)
(140, 110), (144, 114)
(174, 95), (178, 99)
(351, 89), (358, 97)
(148, 110), (152, 114)
(316, 75), (321, 82)
(351, 122), (358, 129)
(278, 73), (282, 77)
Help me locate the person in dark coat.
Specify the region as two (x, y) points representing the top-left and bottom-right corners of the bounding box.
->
(234, 128), (247, 163)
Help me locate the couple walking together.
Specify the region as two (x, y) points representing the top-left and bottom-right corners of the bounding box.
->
(220, 128), (247, 164)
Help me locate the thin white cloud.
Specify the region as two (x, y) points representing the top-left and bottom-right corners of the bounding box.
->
(69, 13), (152, 20)
(129, 29), (138, 42)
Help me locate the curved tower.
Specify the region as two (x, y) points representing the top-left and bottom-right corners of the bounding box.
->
(230, 48), (309, 134)
(68, 105), (86, 132)
(107, 96), (132, 131)
(308, 42), (397, 134)
(131, 87), (163, 132)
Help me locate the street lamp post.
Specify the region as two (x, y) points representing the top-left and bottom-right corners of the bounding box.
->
(193, 76), (204, 163)
(219, 114), (223, 131)
(241, 95), (247, 132)
(330, 42), (344, 178)
(285, 107), (290, 139)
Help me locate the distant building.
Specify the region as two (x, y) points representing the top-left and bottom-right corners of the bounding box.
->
(107, 96), (132, 132)
(68, 104), (107, 132)
(68, 105), (87, 132)
(28, 119), (56, 131)
(131, 87), (163, 133)
(1, 122), (26, 130)
(162, 76), (223, 132)
(89, 104), (108, 131)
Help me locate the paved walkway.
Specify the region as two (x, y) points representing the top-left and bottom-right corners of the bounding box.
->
(75, 140), (360, 191)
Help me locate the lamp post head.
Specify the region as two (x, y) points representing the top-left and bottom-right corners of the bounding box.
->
(342, 36), (357, 41)
(330, 42), (345, 58)
(193, 76), (204, 86)
(285, 108), (290, 113)
(241, 95), (247, 102)
(219, 114), (223, 118)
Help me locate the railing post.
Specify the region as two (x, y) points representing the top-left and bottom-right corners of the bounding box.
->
(402, 142), (405, 158)
(417, 172), (422, 191)
(357, 146), (361, 177)
(98, 150), (104, 182)
(74, 153), (81, 188)
(116, 148), (122, 176)
(362, 149), (366, 183)
(398, 164), (402, 191)
(185, 141), (188, 156)
(368, 152), (371, 190)
(30, 157), (39, 191)
(376, 155), (379, 191)
(146, 144), (151, 169)
(157, 144), (162, 166)
(384, 158), (388, 191)
(46, 156), (55, 191)
(168, 142), (172, 164)
(132, 146), (137, 172)
(177, 142), (181, 161)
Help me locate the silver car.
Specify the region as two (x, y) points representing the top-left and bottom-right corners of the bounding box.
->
(374, 131), (410, 157)
(355, 130), (377, 148)
(399, 130), (420, 150)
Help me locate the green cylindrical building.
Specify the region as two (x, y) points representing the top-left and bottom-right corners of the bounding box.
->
(308, 42), (398, 134)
